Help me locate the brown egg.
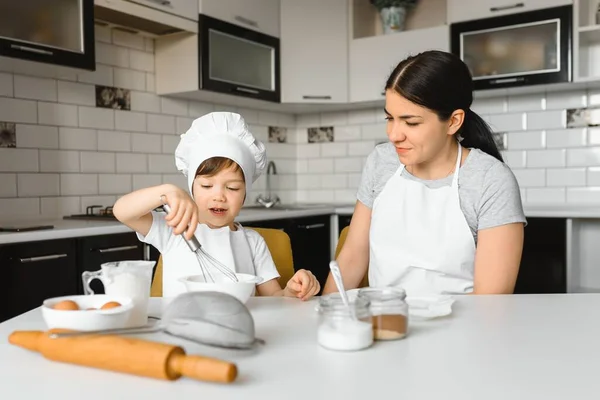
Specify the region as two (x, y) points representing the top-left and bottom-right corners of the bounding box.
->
(53, 300), (79, 311)
(101, 301), (121, 310)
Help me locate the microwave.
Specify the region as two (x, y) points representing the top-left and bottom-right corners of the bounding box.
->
(450, 5), (573, 90)
(198, 14), (280, 103)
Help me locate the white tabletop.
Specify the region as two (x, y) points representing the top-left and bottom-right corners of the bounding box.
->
(1, 295), (599, 399)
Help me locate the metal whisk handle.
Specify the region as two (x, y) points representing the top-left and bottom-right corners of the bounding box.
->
(161, 202), (201, 252)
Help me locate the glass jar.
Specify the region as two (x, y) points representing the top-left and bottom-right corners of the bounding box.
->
(316, 294), (373, 351)
(357, 287), (408, 341)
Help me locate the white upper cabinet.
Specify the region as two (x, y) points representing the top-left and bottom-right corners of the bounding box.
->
(447, 0), (573, 24)
(350, 25), (449, 103)
(199, 0), (280, 37)
(280, 0), (348, 103)
(125, 0), (198, 20)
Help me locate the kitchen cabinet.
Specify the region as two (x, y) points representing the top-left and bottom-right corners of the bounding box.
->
(447, 0), (572, 24)
(125, 0), (198, 21)
(0, 0), (95, 71)
(280, 0), (348, 103)
(349, 25), (449, 103)
(76, 233), (145, 295)
(199, 0), (280, 37)
(338, 214), (352, 235)
(1, 239), (77, 323)
(245, 215), (331, 293)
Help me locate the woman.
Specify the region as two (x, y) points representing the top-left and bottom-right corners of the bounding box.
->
(323, 51), (526, 296)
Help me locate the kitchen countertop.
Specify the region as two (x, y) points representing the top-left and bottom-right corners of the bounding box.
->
(1, 295), (600, 399)
(1, 203), (600, 245)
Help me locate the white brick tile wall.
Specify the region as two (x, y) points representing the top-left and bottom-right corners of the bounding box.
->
(348, 108), (378, 125)
(79, 106), (114, 129)
(188, 101), (214, 117)
(567, 148), (600, 167)
(588, 128), (600, 145)
(129, 50), (154, 72)
(348, 141), (375, 156)
(472, 97), (506, 114)
(507, 94), (544, 112)
(99, 174), (132, 194)
(502, 150), (526, 169)
(258, 111), (280, 126)
(81, 196), (117, 212)
(176, 117), (193, 134)
(489, 113), (526, 132)
(297, 174), (319, 190)
(513, 169), (546, 187)
(334, 189), (356, 203)
(162, 174), (187, 190)
(335, 157), (363, 173)
(0, 174), (16, 197)
(321, 174), (347, 189)
(347, 173), (361, 189)
(308, 159), (334, 174)
(266, 143), (296, 159)
(114, 68), (146, 91)
(146, 73), (155, 92)
(16, 124), (58, 149)
(95, 25), (111, 43)
(149, 154), (176, 173)
(96, 42), (129, 68)
(526, 150), (565, 168)
(38, 102), (77, 126)
(546, 91), (588, 110)
(307, 190), (335, 203)
(112, 30), (145, 50)
(361, 122), (386, 140)
(145, 38), (154, 53)
(320, 143), (347, 157)
(507, 131), (545, 150)
(321, 111), (348, 126)
(334, 126), (362, 142)
(295, 113), (320, 128)
(80, 152), (116, 173)
(547, 168), (586, 187)
(547, 128), (587, 148)
(98, 130), (131, 152)
(131, 91), (160, 113)
(162, 135), (179, 154)
(41, 196), (81, 216)
(588, 167), (600, 186)
(40, 150), (79, 172)
(527, 110), (566, 130)
(57, 81), (95, 106)
(296, 144), (320, 159)
(147, 114), (175, 134)
(0, 198), (39, 217)
(117, 153), (147, 173)
(0, 149), (38, 172)
(0, 97), (37, 123)
(77, 64), (113, 86)
(526, 188), (566, 203)
(133, 174), (162, 190)
(18, 173), (60, 197)
(14, 75), (56, 101)
(567, 187), (600, 204)
(115, 110), (146, 132)
(0, 72), (13, 96)
(61, 174), (98, 196)
(59, 128), (97, 151)
(132, 133), (161, 153)
(161, 98), (188, 116)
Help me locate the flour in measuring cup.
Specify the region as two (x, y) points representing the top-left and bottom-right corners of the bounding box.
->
(317, 319), (373, 351)
(105, 271), (150, 327)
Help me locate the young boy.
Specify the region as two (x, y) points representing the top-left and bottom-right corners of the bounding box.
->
(113, 112), (320, 299)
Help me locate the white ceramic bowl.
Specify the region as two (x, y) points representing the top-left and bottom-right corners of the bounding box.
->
(41, 294), (134, 331)
(178, 273), (262, 304)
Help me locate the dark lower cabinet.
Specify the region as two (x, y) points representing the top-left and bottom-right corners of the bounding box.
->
(245, 215), (331, 294)
(338, 214), (352, 234)
(1, 239), (77, 322)
(76, 233), (145, 295)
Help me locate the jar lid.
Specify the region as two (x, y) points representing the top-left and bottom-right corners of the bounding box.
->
(357, 287), (407, 303)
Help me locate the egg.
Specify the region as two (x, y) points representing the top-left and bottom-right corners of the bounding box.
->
(53, 300), (80, 311)
(101, 301), (121, 310)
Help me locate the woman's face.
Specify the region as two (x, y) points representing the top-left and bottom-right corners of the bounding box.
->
(384, 90), (462, 166)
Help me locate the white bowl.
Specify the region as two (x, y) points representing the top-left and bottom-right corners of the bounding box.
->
(178, 273), (262, 304)
(41, 294), (134, 331)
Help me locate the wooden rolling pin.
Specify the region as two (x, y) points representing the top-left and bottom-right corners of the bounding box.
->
(8, 330), (237, 383)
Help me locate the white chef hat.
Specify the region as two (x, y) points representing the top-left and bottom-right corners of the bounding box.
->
(174, 112), (267, 196)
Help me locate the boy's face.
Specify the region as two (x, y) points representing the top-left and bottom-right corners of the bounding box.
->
(192, 165), (246, 229)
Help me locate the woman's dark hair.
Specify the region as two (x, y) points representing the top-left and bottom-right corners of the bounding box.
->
(385, 50), (503, 162)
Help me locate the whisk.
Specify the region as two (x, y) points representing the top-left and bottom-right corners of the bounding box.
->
(161, 201), (238, 283)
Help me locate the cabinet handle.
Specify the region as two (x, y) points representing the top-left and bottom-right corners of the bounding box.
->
(11, 44), (53, 56)
(235, 86), (260, 95)
(302, 95), (332, 100)
(234, 15), (259, 28)
(97, 245), (139, 253)
(146, 0), (172, 7)
(19, 254), (68, 263)
(298, 223), (326, 230)
(490, 2), (524, 12)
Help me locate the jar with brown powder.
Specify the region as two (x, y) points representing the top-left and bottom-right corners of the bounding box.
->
(357, 287), (408, 340)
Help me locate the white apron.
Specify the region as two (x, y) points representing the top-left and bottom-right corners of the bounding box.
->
(369, 145), (476, 295)
(162, 223), (256, 297)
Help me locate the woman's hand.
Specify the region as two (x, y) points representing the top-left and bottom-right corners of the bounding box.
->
(161, 188), (199, 240)
(283, 269), (321, 301)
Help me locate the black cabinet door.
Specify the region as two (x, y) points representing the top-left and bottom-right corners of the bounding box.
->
(2, 239), (77, 322)
(515, 217), (567, 294)
(338, 214), (352, 234)
(290, 215), (331, 293)
(76, 233), (145, 294)
(243, 218), (293, 233)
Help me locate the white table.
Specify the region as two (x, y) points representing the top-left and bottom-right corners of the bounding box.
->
(1, 295), (600, 399)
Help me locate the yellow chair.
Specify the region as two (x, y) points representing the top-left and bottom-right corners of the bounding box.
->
(150, 227), (295, 297)
(334, 226), (369, 288)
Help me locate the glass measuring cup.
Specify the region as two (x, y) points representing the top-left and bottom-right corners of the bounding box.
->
(82, 260), (155, 328)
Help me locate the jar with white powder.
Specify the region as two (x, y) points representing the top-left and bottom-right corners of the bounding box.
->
(316, 294), (373, 351)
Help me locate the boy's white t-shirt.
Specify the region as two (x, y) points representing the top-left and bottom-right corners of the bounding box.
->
(137, 211), (280, 297)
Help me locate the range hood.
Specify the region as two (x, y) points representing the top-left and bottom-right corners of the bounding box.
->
(94, 0), (197, 36)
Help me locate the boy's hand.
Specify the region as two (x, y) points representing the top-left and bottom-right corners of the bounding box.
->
(161, 189), (199, 240)
(284, 269), (321, 301)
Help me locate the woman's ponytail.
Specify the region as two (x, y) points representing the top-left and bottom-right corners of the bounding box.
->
(459, 109), (503, 162)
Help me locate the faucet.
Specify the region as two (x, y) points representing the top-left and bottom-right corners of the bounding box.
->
(256, 161), (280, 208)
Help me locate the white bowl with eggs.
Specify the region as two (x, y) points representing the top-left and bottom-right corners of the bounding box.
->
(178, 273), (262, 304)
(41, 294), (134, 331)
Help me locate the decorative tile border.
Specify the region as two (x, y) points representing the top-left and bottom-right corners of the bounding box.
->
(308, 126), (334, 143)
(95, 85), (131, 110)
(268, 126), (287, 143)
(0, 122), (16, 148)
(567, 107), (600, 128)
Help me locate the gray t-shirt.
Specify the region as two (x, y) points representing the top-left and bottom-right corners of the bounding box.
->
(357, 143), (527, 244)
